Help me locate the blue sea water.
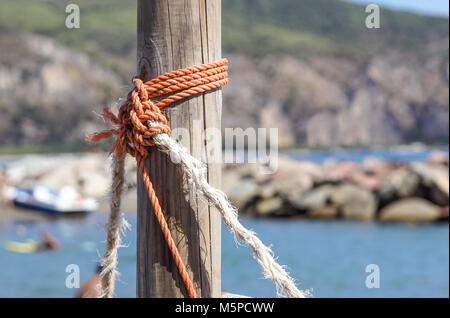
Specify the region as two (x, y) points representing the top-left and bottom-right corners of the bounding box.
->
(0, 215), (448, 298)
(286, 147), (449, 163)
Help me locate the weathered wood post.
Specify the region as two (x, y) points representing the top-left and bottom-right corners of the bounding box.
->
(136, 0), (222, 298)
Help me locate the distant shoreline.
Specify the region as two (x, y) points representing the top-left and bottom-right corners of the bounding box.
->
(1, 147), (448, 225)
(1, 142), (448, 157)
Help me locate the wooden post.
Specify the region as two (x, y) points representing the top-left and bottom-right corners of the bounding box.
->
(136, 0), (222, 298)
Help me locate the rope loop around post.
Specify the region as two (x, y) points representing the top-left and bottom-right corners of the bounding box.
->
(88, 58), (228, 159)
(87, 58), (229, 298)
(88, 58), (309, 298)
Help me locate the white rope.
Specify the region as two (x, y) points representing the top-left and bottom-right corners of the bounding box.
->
(100, 153), (128, 298)
(153, 132), (311, 298)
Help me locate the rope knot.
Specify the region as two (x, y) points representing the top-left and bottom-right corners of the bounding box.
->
(87, 78), (171, 158)
(87, 58), (228, 160)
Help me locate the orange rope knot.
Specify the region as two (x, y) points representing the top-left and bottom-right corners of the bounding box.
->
(87, 58), (228, 158)
(87, 59), (228, 298)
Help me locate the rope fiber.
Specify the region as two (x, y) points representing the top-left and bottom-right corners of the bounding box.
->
(87, 58), (310, 298)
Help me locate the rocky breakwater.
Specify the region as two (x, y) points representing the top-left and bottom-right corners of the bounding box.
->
(1, 150), (448, 224)
(223, 151), (449, 224)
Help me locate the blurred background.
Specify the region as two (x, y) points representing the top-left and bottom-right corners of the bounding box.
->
(0, 0), (448, 297)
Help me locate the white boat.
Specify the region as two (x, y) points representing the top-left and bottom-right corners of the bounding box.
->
(6, 185), (98, 216)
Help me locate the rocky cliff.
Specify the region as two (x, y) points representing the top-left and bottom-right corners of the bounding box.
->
(0, 33), (123, 146)
(224, 46), (449, 147)
(0, 0), (448, 149)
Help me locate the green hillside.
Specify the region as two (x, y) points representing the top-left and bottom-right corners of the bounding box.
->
(0, 0), (448, 67)
(223, 0), (448, 57)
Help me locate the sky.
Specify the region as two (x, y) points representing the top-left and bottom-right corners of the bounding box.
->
(347, 0), (449, 17)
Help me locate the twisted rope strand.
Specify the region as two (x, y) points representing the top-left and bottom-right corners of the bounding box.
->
(153, 133), (310, 298)
(100, 153), (125, 298)
(156, 79), (229, 109)
(146, 67), (228, 96)
(135, 154), (197, 298)
(145, 59), (228, 86)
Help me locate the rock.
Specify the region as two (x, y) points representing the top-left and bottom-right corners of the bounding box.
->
(379, 198), (442, 223)
(6, 155), (67, 185)
(330, 183), (377, 221)
(268, 168), (315, 194)
(38, 165), (79, 192)
(306, 112), (339, 148)
(225, 179), (258, 212)
(78, 171), (109, 198)
(325, 158), (398, 191)
(288, 184), (334, 211)
(347, 171), (380, 191)
(336, 87), (401, 146)
(428, 185), (449, 207)
(260, 104), (296, 148)
(361, 157), (400, 176)
(367, 54), (426, 104)
(259, 184), (278, 199)
(254, 197), (283, 216)
(441, 206), (449, 220)
(411, 162), (449, 196)
(410, 162), (449, 206)
(282, 183), (340, 219)
(325, 161), (359, 181)
(306, 205), (339, 219)
(378, 168), (420, 204)
(18, 153), (112, 198)
(427, 150), (449, 166)
(0, 34), (123, 145)
(222, 167), (244, 194)
(275, 158), (324, 179)
(223, 157), (324, 215)
(420, 105), (449, 141)
(386, 98), (417, 132)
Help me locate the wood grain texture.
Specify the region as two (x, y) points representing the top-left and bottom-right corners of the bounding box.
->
(137, 0), (222, 298)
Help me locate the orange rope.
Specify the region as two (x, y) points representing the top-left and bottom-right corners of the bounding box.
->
(87, 58), (228, 298)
